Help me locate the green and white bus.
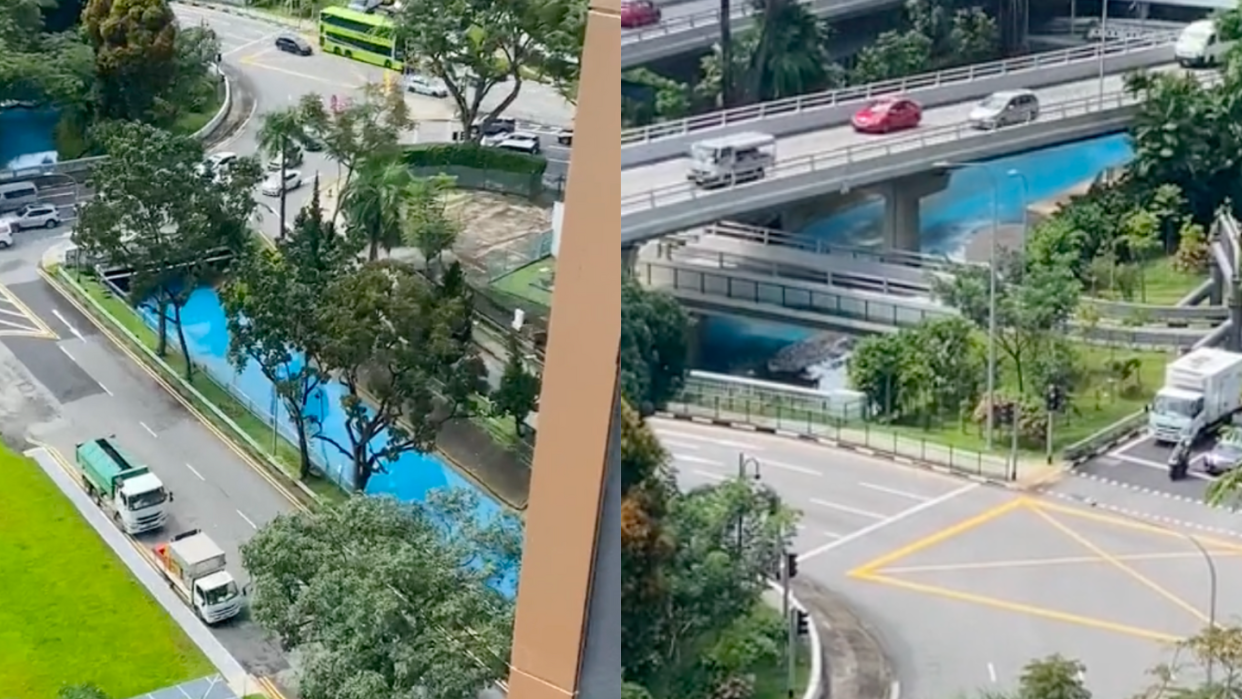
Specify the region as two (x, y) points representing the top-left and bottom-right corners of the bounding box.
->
(318, 6), (403, 71)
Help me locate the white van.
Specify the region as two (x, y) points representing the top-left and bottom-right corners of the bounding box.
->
(1175, 19), (1232, 67)
(687, 131), (777, 188)
(0, 181), (39, 213)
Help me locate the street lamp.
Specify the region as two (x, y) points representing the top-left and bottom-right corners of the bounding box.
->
(735, 453), (762, 554)
(1098, 0), (1110, 103)
(1007, 169), (1030, 246)
(1075, 495), (1219, 684)
(936, 160), (1000, 449)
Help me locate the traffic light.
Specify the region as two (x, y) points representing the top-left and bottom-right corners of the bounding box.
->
(794, 610), (809, 636)
(1045, 384), (1065, 413)
(785, 553), (798, 581)
(997, 402), (1014, 425)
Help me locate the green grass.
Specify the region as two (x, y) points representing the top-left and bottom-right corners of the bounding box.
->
(61, 269), (346, 504)
(751, 614), (811, 699)
(0, 445), (212, 697)
(1087, 256), (1205, 305)
(169, 85), (226, 138)
(490, 257), (555, 308)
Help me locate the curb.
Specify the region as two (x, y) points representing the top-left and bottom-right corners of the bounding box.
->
(765, 580), (823, 699)
(191, 64), (233, 142)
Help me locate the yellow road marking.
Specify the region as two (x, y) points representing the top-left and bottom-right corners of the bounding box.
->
(1031, 504), (1211, 626)
(857, 571), (1184, 644)
(38, 268), (309, 513)
(878, 549), (1242, 575)
(0, 283), (58, 339)
(1035, 498), (1242, 553)
(847, 497), (1024, 577)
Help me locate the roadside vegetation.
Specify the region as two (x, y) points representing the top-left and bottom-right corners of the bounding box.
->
(0, 445), (211, 699)
(0, 0), (223, 159)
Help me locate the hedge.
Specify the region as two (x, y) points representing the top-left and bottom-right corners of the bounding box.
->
(402, 143), (548, 177)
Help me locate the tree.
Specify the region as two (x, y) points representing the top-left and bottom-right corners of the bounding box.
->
(620, 278), (690, 411)
(0, 0), (94, 112)
(948, 7), (998, 63)
(73, 121), (261, 375)
(1017, 655), (1091, 699)
(1141, 625), (1242, 698)
(82, 0), (178, 121)
(221, 183), (360, 481)
(1122, 208), (1162, 302)
(850, 30), (932, 84)
(395, 0), (580, 141)
(491, 330), (540, 436)
(1174, 220), (1211, 274)
(744, 0), (838, 102)
(533, 0), (585, 104)
(342, 153), (414, 261)
(315, 261), (486, 491)
(256, 107), (308, 238)
(402, 173), (460, 278)
(241, 493), (520, 699)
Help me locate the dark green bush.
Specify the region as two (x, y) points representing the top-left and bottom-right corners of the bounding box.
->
(402, 143), (547, 176)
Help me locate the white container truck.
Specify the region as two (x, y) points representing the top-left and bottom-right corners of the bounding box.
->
(1148, 348), (1242, 445)
(152, 529), (244, 624)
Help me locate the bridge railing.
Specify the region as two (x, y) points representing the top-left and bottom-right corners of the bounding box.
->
(665, 372), (1014, 480)
(706, 221), (962, 271)
(621, 33), (1177, 146)
(668, 247), (933, 296)
(0, 156), (106, 184)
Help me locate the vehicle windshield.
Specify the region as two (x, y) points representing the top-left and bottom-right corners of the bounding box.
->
(867, 100), (894, 112)
(124, 487), (167, 511)
(979, 95), (1011, 110)
(1153, 393), (1203, 419)
(1213, 441), (1242, 461)
(1183, 25), (1213, 42)
(202, 581), (240, 606)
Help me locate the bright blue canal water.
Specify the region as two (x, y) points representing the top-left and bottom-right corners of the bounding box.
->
(0, 106), (58, 170)
(141, 289), (519, 598)
(702, 133), (1137, 372)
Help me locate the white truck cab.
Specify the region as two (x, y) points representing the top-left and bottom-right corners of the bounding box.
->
(1149, 348), (1242, 444)
(687, 131), (776, 188)
(1175, 19), (1232, 67)
(116, 472), (169, 533)
(154, 530), (244, 624)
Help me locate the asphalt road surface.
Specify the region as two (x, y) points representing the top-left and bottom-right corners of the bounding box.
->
(0, 242), (299, 684)
(173, 3), (573, 242)
(651, 418), (1242, 699)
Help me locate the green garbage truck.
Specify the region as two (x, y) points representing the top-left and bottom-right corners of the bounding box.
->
(75, 436), (170, 535)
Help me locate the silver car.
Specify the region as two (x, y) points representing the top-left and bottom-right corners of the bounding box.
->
(405, 73), (448, 98)
(968, 90), (1040, 130)
(4, 203), (60, 230)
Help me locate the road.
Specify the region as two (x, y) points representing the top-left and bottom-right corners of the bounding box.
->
(620, 65), (1187, 201)
(173, 3), (574, 242)
(651, 418), (1242, 699)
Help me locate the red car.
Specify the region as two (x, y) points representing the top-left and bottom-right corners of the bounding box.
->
(851, 97), (923, 134)
(621, 0), (662, 29)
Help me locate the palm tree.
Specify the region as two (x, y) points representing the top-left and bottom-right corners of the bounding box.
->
(746, 0), (834, 102)
(342, 155), (412, 261)
(256, 108), (305, 239)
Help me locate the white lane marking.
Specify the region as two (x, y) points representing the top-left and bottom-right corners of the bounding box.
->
(674, 453), (720, 466)
(1110, 432), (1153, 458)
(655, 428), (764, 452)
(139, 421), (158, 438)
(223, 30), (281, 58)
(97, 382), (112, 396)
(798, 483), (981, 562)
(692, 469), (725, 481)
(661, 439), (701, 451)
(59, 345), (75, 361)
(988, 663), (997, 683)
(52, 309), (83, 340)
(237, 510), (258, 529)
(1110, 453), (1215, 481)
(858, 482), (930, 502)
(185, 462), (206, 481)
(810, 498), (885, 520)
(761, 458), (820, 477)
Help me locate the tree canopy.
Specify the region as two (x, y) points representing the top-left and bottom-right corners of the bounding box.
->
(82, 0), (178, 120)
(620, 278), (690, 412)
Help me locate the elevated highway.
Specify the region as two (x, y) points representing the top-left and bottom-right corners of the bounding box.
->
(622, 34), (1177, 167)
(622, 0), (905, 68)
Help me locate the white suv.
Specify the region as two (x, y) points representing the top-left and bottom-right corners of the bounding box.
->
(495, 132), (542, 155)
(4, 203), (60, 230)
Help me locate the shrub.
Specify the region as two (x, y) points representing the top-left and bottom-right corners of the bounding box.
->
(402, 143), (547, 176)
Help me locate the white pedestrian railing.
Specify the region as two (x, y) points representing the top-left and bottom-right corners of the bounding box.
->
(621, 33), (1177, 146)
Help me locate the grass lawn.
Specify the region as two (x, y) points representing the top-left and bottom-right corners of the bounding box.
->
(490, 257), (555, 308)
(1087, 256), (1206, 305)
(0, 445), (212, 698)
(168, 84), (226, 138)
(57, 268), (345, 504)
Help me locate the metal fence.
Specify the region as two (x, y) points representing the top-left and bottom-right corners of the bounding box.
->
(667, 374), (1014, 480)
(483, 229), (554, 281)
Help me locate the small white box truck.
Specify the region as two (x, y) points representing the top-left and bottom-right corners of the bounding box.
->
(1149, 348), (1242, 445)
(152, 529), (244, 624)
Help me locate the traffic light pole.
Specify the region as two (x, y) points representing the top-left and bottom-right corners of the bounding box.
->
(1046, 407), (1055, 464)
(1009, 402), (1020, 478)
(782, 542), (795, 699)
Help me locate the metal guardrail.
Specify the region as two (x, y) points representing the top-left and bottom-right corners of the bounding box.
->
(665, 385), (1014, 480)
(621, 34), (1176, 146)
(668, 248), (932, 296)
(1079, 296), (1227, 323)
(707, 221), (961, 271)
(1062, 411), (1148, 463)
(0, 156), (106, 184)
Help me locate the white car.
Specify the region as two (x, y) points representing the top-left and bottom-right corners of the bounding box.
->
(495, 132), (542, 155)
(0, 221), (12, 249)
(197, 151), (238, 181)
(261, 170), (304, 196)
(4, 203), (60, 230)
(968, 90), (1039, 130)
(266, 148), (304, 171)
(405, 73), (448, 98)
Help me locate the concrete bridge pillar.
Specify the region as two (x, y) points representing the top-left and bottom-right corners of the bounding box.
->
(622, 244), (638, 276)
(871, 172), (950, 253)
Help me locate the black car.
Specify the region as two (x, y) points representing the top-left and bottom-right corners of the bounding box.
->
(275, 35), (313, 56)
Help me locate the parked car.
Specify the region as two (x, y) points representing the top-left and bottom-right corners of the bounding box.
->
(969, 89), (1040, 130)
(556, 127), (573, 146)
(3, 203), (60, 230)
(405, 73), (449, 98)
(621, 0), (661, 28)
(261, 170), (304, 196)
(266, 147), (304, 171)
(495, 132), (542, 155)
(275, 35), (313, 56)
(851, 96), (922, 134)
